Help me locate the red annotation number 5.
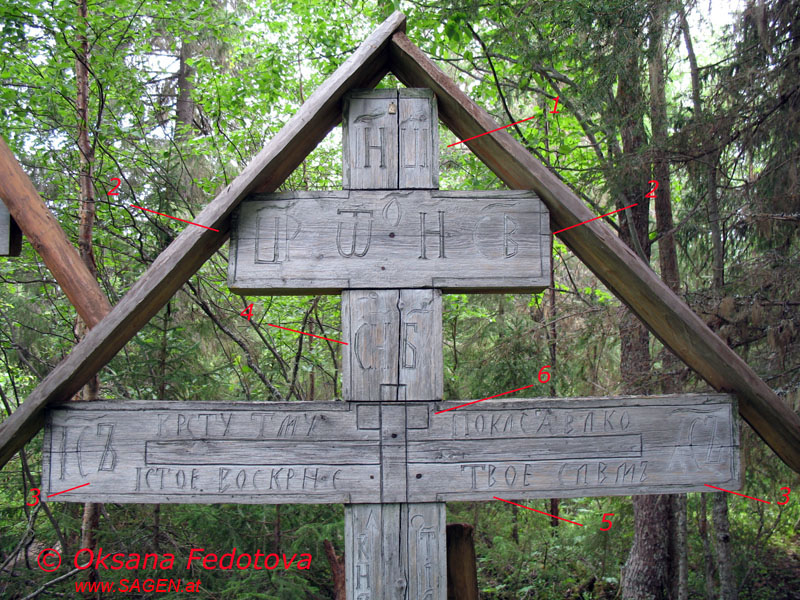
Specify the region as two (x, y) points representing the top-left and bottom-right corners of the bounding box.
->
(777, 487), (791, 505)
(600, 512), (614, 531)
(26, 488), (41, 507)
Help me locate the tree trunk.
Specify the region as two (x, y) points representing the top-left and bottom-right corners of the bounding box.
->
(614, 20), (675, 600)
(75, 1), (102, 594)
(323, 539), (346, 600)
(649, 4), (688, 599)
(712, 493), (738, 600)
(698, 494), (717, 598)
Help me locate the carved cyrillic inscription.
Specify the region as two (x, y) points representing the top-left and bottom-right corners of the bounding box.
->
(228, 191), (549, 294)
(407, 395), (740, 501)
(342, 290), (442, 402)
(343, 88), (438, 190)
(42, 401), (380, 504)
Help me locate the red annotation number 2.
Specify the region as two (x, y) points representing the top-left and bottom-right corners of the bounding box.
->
(108, 177), (121, 196)
(645, 180), (658, 199)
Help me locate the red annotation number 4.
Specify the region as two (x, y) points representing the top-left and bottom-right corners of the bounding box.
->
(241, 303), (254, 320)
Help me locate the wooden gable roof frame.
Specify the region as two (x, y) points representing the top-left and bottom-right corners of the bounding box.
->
(1, 11), (798, 474)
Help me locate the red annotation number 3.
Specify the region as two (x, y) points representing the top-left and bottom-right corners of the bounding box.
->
(600, 512), (614, 531)
(777, 487), (791, 505)
(108, 177), (121, 196)
(645, 180), (658, 199)
(241, 303), (254, 321)
(26, 488), (41, 507)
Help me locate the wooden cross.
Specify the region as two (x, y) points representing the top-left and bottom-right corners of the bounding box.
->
(42, 88), (740, 600)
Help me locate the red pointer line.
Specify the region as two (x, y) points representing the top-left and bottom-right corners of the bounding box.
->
(447, 115), (536, 147)
(553, 203), (638, 235)
(704, 484), (772, 504)
(47, 482), (90, 498)
(494, 496), (584, 526)
(267, 323), (348, 345)
(434, 383), (536, 414)
(131, 205), (220, 232)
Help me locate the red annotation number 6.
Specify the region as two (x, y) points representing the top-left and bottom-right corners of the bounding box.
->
(777, 487), (791, 505)
(26, 488), (41, 507)
(600, 512), (614, 531)
(538, 365), (551, 384)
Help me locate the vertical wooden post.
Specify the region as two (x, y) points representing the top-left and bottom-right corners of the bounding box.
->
(342, 89), (446, 599)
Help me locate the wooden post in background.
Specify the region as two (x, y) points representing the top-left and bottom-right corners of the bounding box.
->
(446, 523), (479, 600)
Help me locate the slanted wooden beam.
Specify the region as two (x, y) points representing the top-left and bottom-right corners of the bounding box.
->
(0, 11), (407, 469)
(388, 31), (800, 473)
(0, 137), (111, 326)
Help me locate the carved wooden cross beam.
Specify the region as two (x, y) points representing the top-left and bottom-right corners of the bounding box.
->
(41, 89), (740, 600)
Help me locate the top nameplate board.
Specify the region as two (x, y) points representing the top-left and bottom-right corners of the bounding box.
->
(227, 190), (549, 294)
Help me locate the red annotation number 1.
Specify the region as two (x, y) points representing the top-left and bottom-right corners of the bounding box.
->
(549, 96), (560, 114)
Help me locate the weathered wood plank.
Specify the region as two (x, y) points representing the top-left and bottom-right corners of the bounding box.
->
(0, 11), (408, 469)
(346, 503), (446, 600)
(342, 289), (442, 401)
(343, 90), (398, 189)
(41, 401), (381, 504)
(228, 191), (549, 294)
(388, 30), (800, 473)
(40, 394), (739, 503)
(0, 136), (108, 320)
(343, 89), (438, 190)
(399, 88), (438, 189)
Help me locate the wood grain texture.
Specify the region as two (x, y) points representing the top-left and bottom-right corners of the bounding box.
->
(343, 90), (398, 189)
(388, 31), (800, 473)
(399, 88), (438, 189)
(40, 394), (738, 504)
(0, 11), (408, 469)
(343, 89), (437, 190)
(0, 136), (108, 320)
(345, 502), (446, 600)
(228, 191), (549, 294)
(342, 289), (442, 402)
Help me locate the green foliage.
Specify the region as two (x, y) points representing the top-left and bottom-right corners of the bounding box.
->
(0, 0), (799, 598)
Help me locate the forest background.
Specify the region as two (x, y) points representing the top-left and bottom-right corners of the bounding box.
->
(0, 0), (798, 598)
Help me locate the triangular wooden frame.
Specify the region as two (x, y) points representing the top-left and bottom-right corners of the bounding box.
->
(1, 11), (798, 473)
